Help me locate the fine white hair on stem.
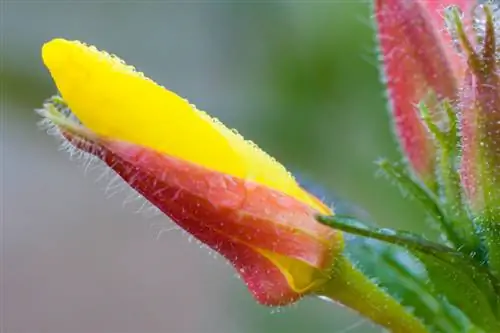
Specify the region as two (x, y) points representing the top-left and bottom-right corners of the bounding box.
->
(150, 223), (180, 241)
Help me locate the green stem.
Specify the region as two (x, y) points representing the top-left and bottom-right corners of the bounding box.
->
(316, 257), (429, 333)
(478, 216), (500, 281)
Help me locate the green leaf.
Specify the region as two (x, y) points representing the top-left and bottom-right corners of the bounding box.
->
(346, 236), (469, 332)
(317, 215), (456, 256)
(377, 159), (481, 259)
(318, 215), (500, 332)
(376, 159), (461, 246)
(415, 252), (499, 332)
(417, 254), (500, 332)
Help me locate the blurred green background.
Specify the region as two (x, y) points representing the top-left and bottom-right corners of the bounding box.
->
(3, 1), (429, 332)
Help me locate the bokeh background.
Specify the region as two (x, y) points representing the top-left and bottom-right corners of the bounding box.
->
(3, 1), (429, 332)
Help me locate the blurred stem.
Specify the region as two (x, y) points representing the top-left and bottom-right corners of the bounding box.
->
(419, 101), (479, 252)
(316, 257), (429, 333)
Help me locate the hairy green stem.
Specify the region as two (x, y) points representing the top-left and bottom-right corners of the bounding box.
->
(316, 257), (429, 333)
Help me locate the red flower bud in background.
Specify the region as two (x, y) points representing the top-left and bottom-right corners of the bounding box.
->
(39, 39), (343, 306)
(375, 0), (472, 187)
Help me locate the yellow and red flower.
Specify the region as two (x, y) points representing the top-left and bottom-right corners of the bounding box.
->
(40, 38), (343, 306)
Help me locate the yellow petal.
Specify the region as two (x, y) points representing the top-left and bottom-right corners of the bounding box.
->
(42, 38), (329, 212)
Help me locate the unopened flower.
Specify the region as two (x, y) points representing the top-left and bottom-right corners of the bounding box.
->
(375, 0), (472, 187)
(39, 38), (343, 306)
